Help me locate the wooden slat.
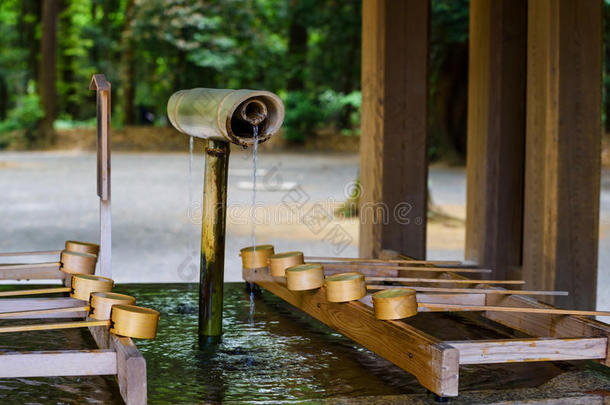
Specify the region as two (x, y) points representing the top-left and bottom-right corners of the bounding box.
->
(245, 267), (459, 397)
(523, 0), (602, 309)
(448, 338), (607, 364)
(0, 250), (61, 257)
(465, 0), (526, 280)
(359, 0), (429, 259)
(0, 297), (85, 318)
(90, 323), (147, 405)
(0, 349), (117, 377)
(0, 263), (61, 280)
(485, 293), (610, 366)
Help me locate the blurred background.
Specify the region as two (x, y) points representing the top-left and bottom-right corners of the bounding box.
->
(0, 0), (608, 312)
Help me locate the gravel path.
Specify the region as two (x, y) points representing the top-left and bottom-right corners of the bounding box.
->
(0, 150), (608, 315)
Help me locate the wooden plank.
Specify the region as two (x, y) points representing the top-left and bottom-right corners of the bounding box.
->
(0, 297), (84, 318)
(359, 0), (429, 259)
(0, 349), (117, 377)
(90, 74), (112, 279)
(0, 250), (61, 257)
(523, 0), (602, 309)
(448, 337), (607, 364)
(485, 293), (610, 366)
(90, 324), (147, 405)
(245, 267), (459, 397)
(0, 263), (62, 280)
(465, 0), (526, 281)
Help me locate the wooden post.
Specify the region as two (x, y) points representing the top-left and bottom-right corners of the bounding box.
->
(465, 0), (527, 280)
(89, 74), (112, 279)
(359, 0), (429, 259)
(523, 0), (602, 309)
(199, 139), (230, 344)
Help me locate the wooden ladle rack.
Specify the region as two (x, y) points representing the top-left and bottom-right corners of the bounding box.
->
(0, 75), (151, 405)
(242, 247), (610, 399)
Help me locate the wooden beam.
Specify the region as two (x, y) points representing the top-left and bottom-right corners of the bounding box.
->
(245, 267), (459, 397)
(90, 324), (147, 405)
(0, 349), (117, 377)
(448, 337), (607, 364)
(465, 0), (526, 280)
(523, 0), (602, 309)
(359, 0), (429, 259)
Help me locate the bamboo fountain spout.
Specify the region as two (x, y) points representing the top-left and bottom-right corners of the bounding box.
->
(167, 89), (285, 344)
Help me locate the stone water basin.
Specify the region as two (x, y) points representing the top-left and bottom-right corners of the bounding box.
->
(0, 282), (608, 404)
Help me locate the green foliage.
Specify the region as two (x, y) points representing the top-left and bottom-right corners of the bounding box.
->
(283, 90), (361, 142)
(0, 83), (43, 148)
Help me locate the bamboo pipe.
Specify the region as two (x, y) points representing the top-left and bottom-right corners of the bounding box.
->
(364, 276), (524, 285)
(371, 288), (609, 320)
(366, 285), (568, 296)
(319, 262), (491, 274)
(0, 304), (159, 339)
(0, 274), (114, 299)
(306, 257), (461, 266)
(0, 292), (135, 320)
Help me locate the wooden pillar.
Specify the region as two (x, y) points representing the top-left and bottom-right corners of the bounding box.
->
(359, 0), (429, 259)
(523, 0), (602, 309)
(465, 0), (527, 280)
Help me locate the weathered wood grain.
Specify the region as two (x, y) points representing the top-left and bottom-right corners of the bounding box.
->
(0, 349), (117, 377)
(245, 267), (459, 397)
(466, 0), (526, 281)
(448, 337), (606, 364)
(359, 0), (429, 259)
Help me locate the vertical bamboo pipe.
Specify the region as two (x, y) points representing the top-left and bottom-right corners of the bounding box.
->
(199, 139), (230, 345)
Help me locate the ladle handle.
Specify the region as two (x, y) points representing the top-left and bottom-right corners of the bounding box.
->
(0, 287), (70, 297)
(0, 250), (61, 258)
(0, 262), (60, 270)
(0, 319), (109, 333)
(419, 303), (610, 317)
(305, 256), (461, 266)
(365, 277), (524, 285)
(0, 305), (90, 319)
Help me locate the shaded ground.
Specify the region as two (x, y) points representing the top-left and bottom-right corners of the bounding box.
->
(0, 150), (608, 317)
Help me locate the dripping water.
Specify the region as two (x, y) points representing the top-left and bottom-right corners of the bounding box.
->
(187, 136), (196, 280)
(247, 125), (259, 367)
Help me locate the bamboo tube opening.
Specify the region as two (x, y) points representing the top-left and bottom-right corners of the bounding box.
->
(60, 250), (97, 274)
(285, 263), (324, 291)
(241, 245), (275, 269)
(110, 304), (160, 339)
(65, 241), (100, 257)
(90, 292), (136, 320)
(372, 288), (418, 320)
(268, 251), (304, 277)
(325, 272), (367, 302)
(70, 274), (114, 301)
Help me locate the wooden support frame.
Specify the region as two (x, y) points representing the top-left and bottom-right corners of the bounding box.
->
(359, 0), (429, 259)
(244, 267), (459, 396)
(465, 0), (526, 281)
(0, 296), (147, 405)
(523, 0), (602, 309)
(245, 261), (610, 397)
